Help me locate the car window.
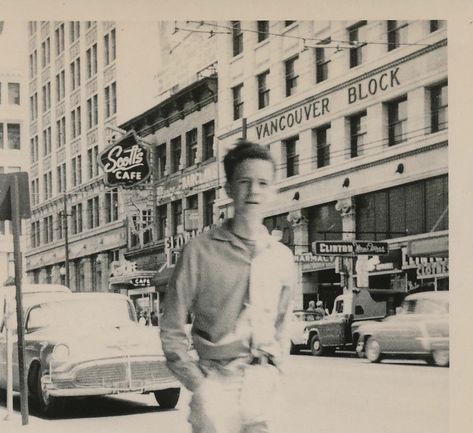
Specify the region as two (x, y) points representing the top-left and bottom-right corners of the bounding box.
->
(335, 300), (344, 313)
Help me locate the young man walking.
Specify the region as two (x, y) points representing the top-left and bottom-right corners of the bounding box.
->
(160, 140), (295, 433)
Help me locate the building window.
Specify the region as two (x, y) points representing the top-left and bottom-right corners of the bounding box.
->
(232, 21), (243, 56)
(263, 213), (294, 249)
(70, 21), (80, 43)
(87, 94), (98, 129)
(0, 123), (3, 148)
(257, 70), (270, 109)
(105, 188), (119, 223)
(56, 117), (66, 148)
(203, 189), (215, 227)
(87, 196), (100, 229)
(87, 145), (99, 179)
(31, 179), (39, 206)
(172, 200), (182, 234)
(41, 37), (50, 68)
(57, 162), (66, 193)
(55, 23), (65, 55)
(56, 70), (65, 102)
(70, 57), (81, 91)
(157, 204), (167, 240)
(387, 96), (408, 145)
(155, 143), (167, 178)
(349, 21), (367, 68)
(7, 123), (20, 149)
(42, 126), (51, 155)
(104, 82), (117, 118)
(104, 28), (116, 66)
(315, 38), (330, 83)
(285, 56), (298, 97)
(43, 215), (54, 244)
(284, 136), (299, 178)
(8, 83), (20, 105)
(308, 202), (343, 242)
(430, 20), (446, 33)
(57, 212), (64, 240)
(42, 82), (51, 112)
(202, 121), (214, 161)
(314, 124), (331, 168)
(72, 155), (82, 187)
(430, 82), (448, 133)
(29, 50), (38, 79)
(349, 111), (367, 158)
(387, 20), (408, 51)
(71, 203), (83, 234)
(30, 135), (39, 163)
(31, 221), (41, 248)
(171, 136), (181, 173)
(86, 43), (98, 78)
(285, 21), (296, 27)
(30, 92), (38, 120)
(257, 21), (269, 42)
(28, 21), (37, 36)
(186, 128), (198, 167)
(232, 83), (244, 120)
(43, 171), (52, 200)
(71, 106), (81, 139)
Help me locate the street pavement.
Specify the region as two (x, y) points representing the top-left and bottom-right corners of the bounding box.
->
(0, 352), (448, 433)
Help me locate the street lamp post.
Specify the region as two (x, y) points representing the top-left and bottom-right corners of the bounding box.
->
(62, 192), (70, 287)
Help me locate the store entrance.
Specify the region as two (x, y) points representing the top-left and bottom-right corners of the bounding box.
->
(302, 269), (342, 313)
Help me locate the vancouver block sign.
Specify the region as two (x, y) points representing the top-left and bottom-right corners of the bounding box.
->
(313, 240), (389, 256)
(99, 131), (151, 187)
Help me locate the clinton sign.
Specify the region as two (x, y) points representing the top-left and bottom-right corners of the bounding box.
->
(99, 131), (151, 187)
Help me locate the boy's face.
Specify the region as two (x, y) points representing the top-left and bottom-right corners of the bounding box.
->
(225, 158), (274, 220)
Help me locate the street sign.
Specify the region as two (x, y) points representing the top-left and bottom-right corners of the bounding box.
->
(313, 240), (389, 256)
(99, 130), (151, 188)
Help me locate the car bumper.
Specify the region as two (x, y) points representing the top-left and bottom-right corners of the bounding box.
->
(44, 356), (180, 397)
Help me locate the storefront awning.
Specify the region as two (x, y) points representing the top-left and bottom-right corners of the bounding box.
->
(407, 233), (449, 257)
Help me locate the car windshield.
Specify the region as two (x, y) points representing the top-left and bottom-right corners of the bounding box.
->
(26, 298), (135, 330)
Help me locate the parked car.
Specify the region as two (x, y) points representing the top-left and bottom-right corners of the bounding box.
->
(289, 310), (319, 354)
(0, 285), (181, 416)
(356, 291), (449, 366)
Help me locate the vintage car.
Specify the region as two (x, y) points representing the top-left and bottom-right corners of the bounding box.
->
(289, 310), (319, 354)
(0, 285), (181, 416)
(356, 291), (449, 366)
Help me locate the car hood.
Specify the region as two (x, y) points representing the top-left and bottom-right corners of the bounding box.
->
(27, 323), (164, 362)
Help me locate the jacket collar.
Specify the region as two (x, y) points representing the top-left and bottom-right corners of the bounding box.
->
(210, 219), (274, 250)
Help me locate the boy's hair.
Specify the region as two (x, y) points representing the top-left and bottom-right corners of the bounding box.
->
(223, 139), (275, 182)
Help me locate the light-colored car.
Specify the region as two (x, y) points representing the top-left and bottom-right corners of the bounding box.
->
(289, 310), (319, 354)
(356, 291), (449, 367)
(0, 284), (181, 416)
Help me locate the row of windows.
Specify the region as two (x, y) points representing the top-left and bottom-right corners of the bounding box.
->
(230, 20), (446, 120)
(30, 189), (118, 248)
(29, 25), (116, 80)
(30, 146), (100, 205)
(28, 20), (96, 38)
(0, 82), (20, 105)
(155, 120), (215, 178)
(280, 82), (447, 178)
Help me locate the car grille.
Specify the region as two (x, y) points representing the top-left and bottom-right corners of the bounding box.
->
(75, 360), (175, 388)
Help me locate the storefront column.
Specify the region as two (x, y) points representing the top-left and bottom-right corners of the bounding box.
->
(288, 208), (309, 309)
(52, 264), (62, 284)
(336, 197), (356, 290)
(97, 253), (109, 292)
(38, 268), (47, 284)
(82, 256), (92, 292)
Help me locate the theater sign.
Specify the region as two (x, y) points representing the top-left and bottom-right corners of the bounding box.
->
(99, 130), (151, 187)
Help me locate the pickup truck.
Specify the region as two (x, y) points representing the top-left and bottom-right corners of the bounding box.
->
(292, 288), (406, 356)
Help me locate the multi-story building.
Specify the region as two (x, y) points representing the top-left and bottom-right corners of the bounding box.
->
(0, 21), (29, 284)
(213, 20), (448, 309)
(24, 21), (160, 291)
(115, 21), (218, 314)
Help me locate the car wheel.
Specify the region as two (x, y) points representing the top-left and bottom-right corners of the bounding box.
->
(154, 388), (180, 409)
(290, 342), (300, 355)
(310, 334), (325, 356)
(35, 365), (64, 417)
(365, 337), (382, 363)
(432, 350), (449, 367)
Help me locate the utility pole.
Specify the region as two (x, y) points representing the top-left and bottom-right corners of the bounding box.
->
(63, 192), (70, 287)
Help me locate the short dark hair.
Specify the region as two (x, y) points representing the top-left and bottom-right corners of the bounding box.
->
(223, 139), (275, 183)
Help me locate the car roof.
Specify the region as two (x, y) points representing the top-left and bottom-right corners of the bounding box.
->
(405, 291), (449, 301)
(0, 284), (71, 297)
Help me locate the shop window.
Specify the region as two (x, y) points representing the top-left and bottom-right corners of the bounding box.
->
(387, 20), (408, 51)
(348, 21), (367, 68)
(257, 70), (270, 109)
(232, 21), (243, 56)
(285, 56), (298, 97)
(283, 136), (299, 178)
(386, 96), (407, 145)
(232, 83), (244, 120)
(430, 82), (448, 133)
(257, 21), (269, 42)
(348, 111), (367, 158)
(308, 202), (343, 243)
(315, 38), (330, 83)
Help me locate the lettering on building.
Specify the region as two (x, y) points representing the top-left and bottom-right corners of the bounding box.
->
(294, 253), (336, 263)
(313, 241), (389, 256)
(347, 67), (401, 104)
(255, 97), (330, 140)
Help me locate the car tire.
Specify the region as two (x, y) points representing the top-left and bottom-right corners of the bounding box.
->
(290, 342), (301, 355)
(310, 334), (325, 356)
(154, 387), (181, 409)
(365, 337), (382, 363)
(431, 350), (449, 367)
(35, 364), (64, 417)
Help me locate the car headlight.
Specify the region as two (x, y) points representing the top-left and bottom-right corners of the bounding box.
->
(52, 344), (70, 361)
